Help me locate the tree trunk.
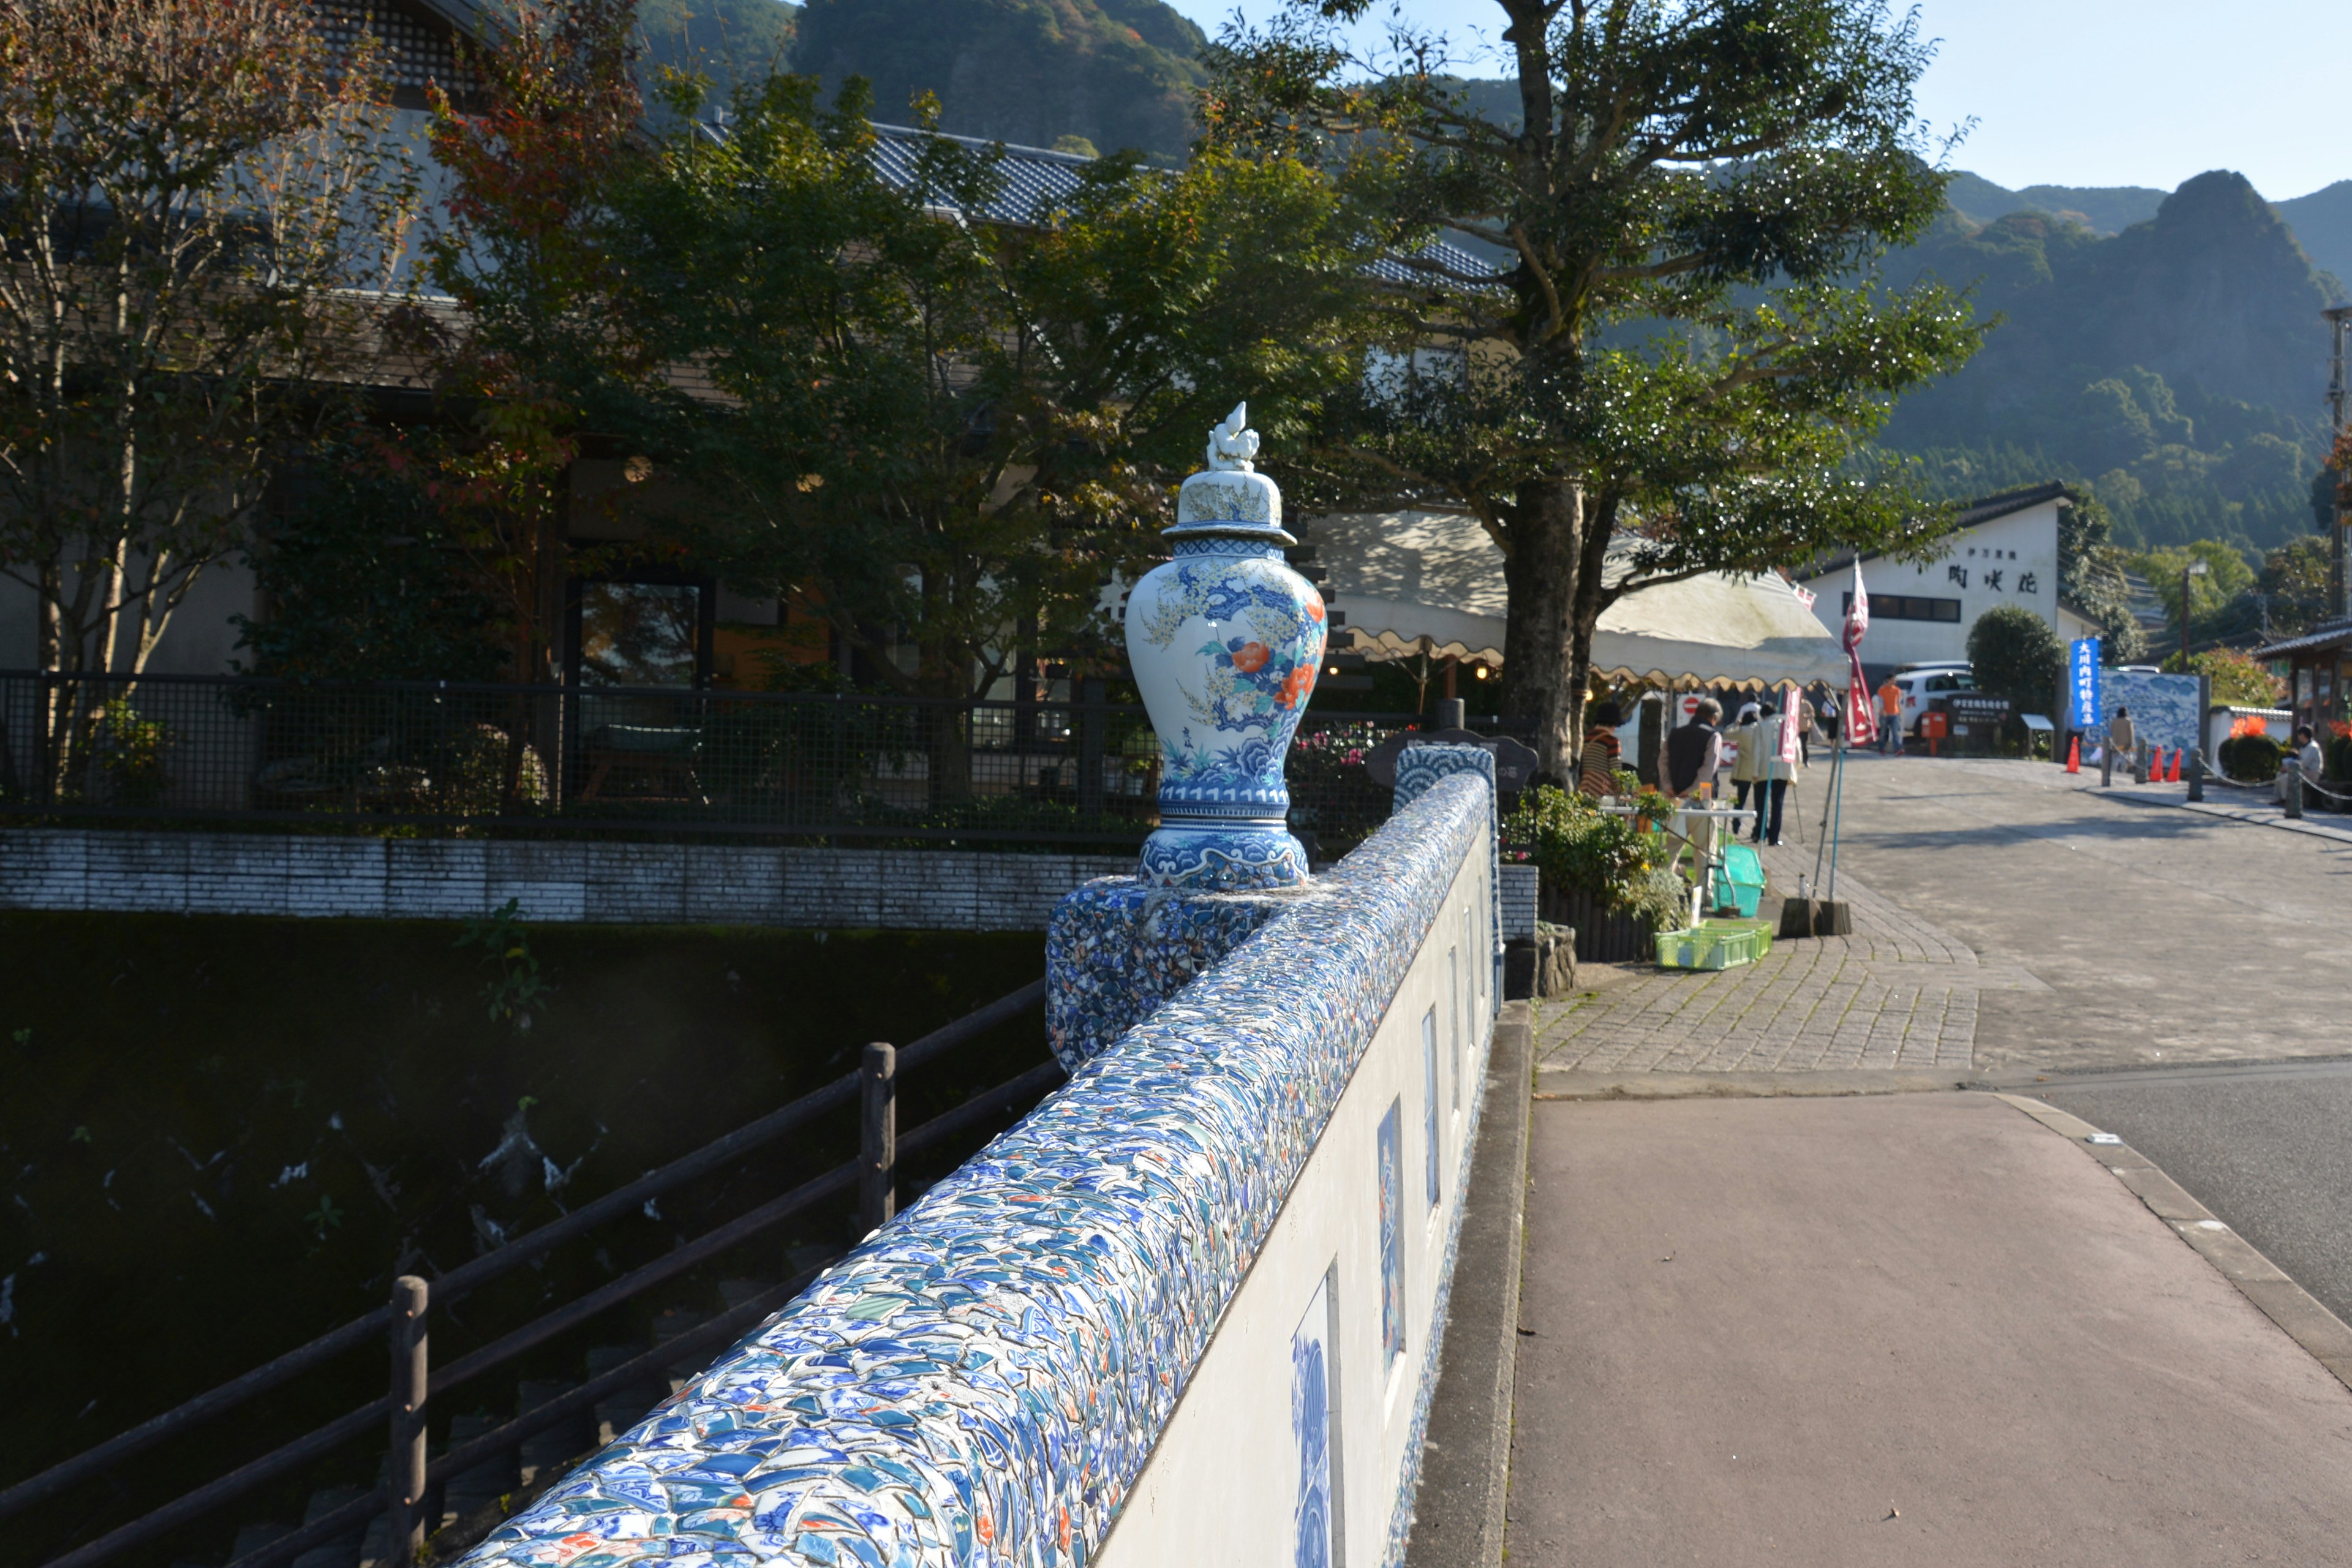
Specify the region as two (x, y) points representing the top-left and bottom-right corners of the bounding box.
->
(1499, 478), (1589, 781)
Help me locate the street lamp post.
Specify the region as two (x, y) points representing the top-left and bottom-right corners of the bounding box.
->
(2180, 559), (2208, 669)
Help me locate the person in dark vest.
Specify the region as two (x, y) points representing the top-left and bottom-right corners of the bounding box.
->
(1665, 698), (1725, 797)
(1667, 698), (1728, 884)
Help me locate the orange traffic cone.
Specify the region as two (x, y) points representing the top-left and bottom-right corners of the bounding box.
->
(2147, 745), (2163, 780)
(2168, 748), (2183, 783)
(2066, 734), (2081, 774)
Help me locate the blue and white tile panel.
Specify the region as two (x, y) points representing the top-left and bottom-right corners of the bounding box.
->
(460, 773), (1497, 1568)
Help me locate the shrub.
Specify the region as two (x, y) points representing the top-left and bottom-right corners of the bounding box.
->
(2218, 731), (2283, 783)
(1505, 784), (1669, 916)
(2161, 647), (2286, 707)
(1966, 605), (2064, 708)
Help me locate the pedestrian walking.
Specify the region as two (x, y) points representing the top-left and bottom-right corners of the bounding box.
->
(1876, 674), (1903, 755)
(1746, 704), (1795, 845)
(2278, 724), (2323, 804)
(1820, 687), (1842, 744)
(1728, 701), (1764, 823)
(2109, 706), (2136, 775)
(1793, 689), (1817, 766)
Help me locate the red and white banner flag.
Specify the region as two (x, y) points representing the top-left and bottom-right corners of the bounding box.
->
(1843, 559), (1877, 747)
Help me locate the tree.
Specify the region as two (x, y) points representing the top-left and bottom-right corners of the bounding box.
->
(2256, 533), (2330, 639)
(603, 77), (1385, 801)
(0, 0), (421, 764)
(2130, 539), (2255, 636)
(232, 437), (507, 682)
(2057, 489), (2145, 660)
(1200, 0), (1984, 775)
(413, 0), (649, 687)
(1966, 604), (2061, 709)
(2160, 647), (2284, 708)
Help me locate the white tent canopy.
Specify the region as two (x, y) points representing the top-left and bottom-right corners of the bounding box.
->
(1299, 510), (1850, 689)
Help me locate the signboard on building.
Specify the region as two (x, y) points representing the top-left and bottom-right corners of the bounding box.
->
(2068, 638), (2103, 730)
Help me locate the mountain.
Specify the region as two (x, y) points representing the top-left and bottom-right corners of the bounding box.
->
(1880, 171), (2345, 555)
(2276, 179), (2352, 293)
(1948, 169), (2352, 287)
(791, 0), (1207, 157)
(1942, 173), (2166, 236)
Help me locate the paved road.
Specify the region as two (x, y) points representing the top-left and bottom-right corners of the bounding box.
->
(2039, 1058), (2352, 1333)
(1822, 751), (2352, 1070)
(1821, 755), (2352, 1336)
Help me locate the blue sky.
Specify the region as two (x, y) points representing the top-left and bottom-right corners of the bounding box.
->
(1159, 0), (2347, 202)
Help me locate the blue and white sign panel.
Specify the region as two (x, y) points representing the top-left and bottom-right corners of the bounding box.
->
(2068, 638), (2103, 730)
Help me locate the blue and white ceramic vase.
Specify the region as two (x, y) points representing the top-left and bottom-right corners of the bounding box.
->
(1126, 404), (1326, 889)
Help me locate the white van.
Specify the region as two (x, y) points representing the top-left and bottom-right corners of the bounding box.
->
(1889, 662), (1975, 738)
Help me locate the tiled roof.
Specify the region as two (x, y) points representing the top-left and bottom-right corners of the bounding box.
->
(2253, 619), (2352, 660)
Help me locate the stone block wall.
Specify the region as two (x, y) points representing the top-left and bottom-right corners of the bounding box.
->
(0, 829), (1133, 931)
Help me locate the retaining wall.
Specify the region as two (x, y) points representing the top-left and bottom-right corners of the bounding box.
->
(0, 829), (1131, 930)
(459, 772), (1499, 1568)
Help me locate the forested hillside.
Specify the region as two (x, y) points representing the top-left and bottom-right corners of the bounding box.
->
(791, 0), (1206, 155)
(1880, 170), (2345, 554)
(639, 0), (797, 100)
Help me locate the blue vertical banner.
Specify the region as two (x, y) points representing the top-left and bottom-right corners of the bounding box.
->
(2068, 638), (2103, 730)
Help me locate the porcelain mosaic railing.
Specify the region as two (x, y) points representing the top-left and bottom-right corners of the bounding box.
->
(459, 771), (1499, 1568)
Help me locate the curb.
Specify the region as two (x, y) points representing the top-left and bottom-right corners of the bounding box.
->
(1401, 1001), (1533, 1568)
(1536, 1068), (1977, 1100)
(1994, 1093), (2352, 1395)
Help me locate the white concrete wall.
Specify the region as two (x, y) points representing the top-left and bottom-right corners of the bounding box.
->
(1798, 499), (2065, 670)
(1096, 829), (1495, 1568)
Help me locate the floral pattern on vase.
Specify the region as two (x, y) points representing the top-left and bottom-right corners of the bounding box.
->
(1127, 404), (1324, 889)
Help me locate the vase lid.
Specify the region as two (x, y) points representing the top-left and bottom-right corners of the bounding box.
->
(1167, 402), (1295, 546)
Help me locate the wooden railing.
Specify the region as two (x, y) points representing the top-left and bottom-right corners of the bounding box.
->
(1, 980), (1058, 1568)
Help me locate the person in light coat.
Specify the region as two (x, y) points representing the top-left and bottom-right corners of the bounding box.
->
(1727, 703), (1763, 825)
(1741, 703), (1797, 846)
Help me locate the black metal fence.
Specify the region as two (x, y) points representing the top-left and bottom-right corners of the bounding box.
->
(0, 671), (1476, 857)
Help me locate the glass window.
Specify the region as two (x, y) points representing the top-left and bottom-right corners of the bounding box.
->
(579, 583), (701, 686)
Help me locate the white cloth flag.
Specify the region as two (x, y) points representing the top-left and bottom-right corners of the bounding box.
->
(1843, 559), (1876, 746)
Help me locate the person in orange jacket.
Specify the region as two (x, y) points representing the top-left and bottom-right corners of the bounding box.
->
(1875, 676), (1903, 755)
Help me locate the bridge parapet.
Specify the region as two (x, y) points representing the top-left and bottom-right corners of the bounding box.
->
(461, 770), (1499, 1568)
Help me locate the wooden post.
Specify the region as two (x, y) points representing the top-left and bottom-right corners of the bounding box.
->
(859, 1042), (897, 1235)
(387, 1276), (428, 1566)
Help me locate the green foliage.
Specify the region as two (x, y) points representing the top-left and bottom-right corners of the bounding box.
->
(2261, 534), (2335, 639)
(1202, 0), (1983, 774)
(793, 0), (1205, 157)
(458, 899), (553, 1029)
(602, 74), (1385, 721)
(1879, 173), (2342, 554)
(2218, 731), (2284, 782)
(91, 699), (171, 807)
(1966, 605), (2064, 707)
(2130, 540), (2257, 631)
(636, 0), (796, 105)
(2057, 489), (2146, 660)
(2160, 648), (2287, 707)
(1504, 785), (1666, 916)
(233, 442), (507, 682)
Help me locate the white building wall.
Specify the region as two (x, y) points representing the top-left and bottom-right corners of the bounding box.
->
(1796, 499), (2065, 670)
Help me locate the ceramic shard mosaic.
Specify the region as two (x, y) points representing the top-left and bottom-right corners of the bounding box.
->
(461, 775), (1493, 1568)
(1042, 880), (1292, 1072)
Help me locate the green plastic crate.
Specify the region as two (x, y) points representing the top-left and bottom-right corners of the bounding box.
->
(1654, 918), (1774, 971)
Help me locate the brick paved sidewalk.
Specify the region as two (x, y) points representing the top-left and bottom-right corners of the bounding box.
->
(1532, 843), (2046, 1075)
